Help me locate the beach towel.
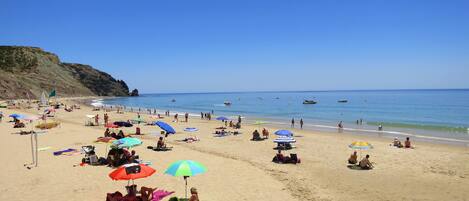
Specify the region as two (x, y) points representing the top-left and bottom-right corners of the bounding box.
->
(152, 190), (174, 201)
(38, 146), (52, 151)
(53, 148), (78, 156)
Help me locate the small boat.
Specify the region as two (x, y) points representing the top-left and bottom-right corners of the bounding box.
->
(303, 100), (317, 104)
(171, 99), (176, 102)
(338, 99), (348, 103)
(223, 101), (232, 106)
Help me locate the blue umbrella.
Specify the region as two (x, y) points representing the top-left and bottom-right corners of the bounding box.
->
(184, 127), (199, 132)
(155, 121), (176, 134)
(215, 116), (229, 121)
(274, 130), (293, 136)
(9, 114), (25, 119)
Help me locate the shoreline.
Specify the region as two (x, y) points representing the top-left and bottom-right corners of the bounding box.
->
(96, 97), (469, 147)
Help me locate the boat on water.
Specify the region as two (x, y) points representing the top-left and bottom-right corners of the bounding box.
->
(171, 99), (176, 102)
(224, 101), (232, 106)
(338, 99), (348, 103)
(303, 100), (317, 104)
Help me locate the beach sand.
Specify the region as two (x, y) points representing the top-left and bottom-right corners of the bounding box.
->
(1, 98), (468, 201)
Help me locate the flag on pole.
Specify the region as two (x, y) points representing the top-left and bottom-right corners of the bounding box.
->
(49, 90), (56, 98)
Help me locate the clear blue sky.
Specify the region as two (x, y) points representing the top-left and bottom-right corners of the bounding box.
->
(1, 0), (468, 93)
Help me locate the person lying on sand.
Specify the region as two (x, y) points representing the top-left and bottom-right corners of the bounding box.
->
(183, 136), (199, 143)
(348, 151), (358, 164)
(359, 155), (374, 170)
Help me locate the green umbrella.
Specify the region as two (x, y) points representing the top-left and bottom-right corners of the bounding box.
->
(165, 160), (207, 199)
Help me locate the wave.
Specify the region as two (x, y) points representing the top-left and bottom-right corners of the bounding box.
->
(367, 121), (469, 134)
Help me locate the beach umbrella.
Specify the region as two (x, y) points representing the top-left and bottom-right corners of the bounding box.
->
(109, 163), (156, 186)
(112, 137), (142, 149)
(349, 141), (373, 159)
(9, 113), (25, 119)
(273, 136), (296, 143)
(215, 116), (229, 121)
(274, 130), (293, 137)
(349, 141), (373, 150)
(184, 127), (199, 132)
(165, 160), (207, 199)
(155, 121), (176, 134)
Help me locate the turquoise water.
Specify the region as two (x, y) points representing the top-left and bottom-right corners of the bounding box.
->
(102, 89), (469, 144)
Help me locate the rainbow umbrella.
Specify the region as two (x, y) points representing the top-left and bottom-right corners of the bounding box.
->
(349, 141), (373, 159)
(165, 160), (207, 199)
(349, 141), (373, 150)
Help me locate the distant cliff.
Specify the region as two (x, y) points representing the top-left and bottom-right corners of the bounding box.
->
(0, 46), (136, 99)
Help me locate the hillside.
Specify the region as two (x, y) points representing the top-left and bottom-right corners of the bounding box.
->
(0, 46), (133, 99)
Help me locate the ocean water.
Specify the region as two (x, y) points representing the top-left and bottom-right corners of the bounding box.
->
(101, 89), (469, 144)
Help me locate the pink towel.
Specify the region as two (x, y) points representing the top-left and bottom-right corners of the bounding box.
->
(151, 190), (174, 201)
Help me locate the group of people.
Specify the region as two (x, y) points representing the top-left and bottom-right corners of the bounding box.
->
(392, 137), (413, 148)
(348, 152), (374, 170)
(201, 112), (212, 120)
(104, 128), (126, 139)
(290, 118), (304, 129)
(251, 128), (269, 141)
(272, 150), (301, 164)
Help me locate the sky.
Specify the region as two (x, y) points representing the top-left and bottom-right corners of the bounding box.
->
(1, 0), (469, 93)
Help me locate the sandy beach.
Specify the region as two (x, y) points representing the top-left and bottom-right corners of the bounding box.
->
(1, 98), (468, 201)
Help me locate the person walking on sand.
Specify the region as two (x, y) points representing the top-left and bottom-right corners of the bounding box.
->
(291, 118), (295, 128)
(300, 118), (304, 129)
(201, 112), (204, 119)
(174, 113), (178, 122)
(238, 115), (242, 124)
(95, 114), (99, 126)
(185, 113), (189, 122)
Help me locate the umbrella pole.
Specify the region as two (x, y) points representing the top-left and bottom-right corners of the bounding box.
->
(30, 131), (35, 165)
(184, 176), (188, 199)
(35, 132), (38, 167)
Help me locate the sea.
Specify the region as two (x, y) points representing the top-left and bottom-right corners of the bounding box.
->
(100, 89), (469, 145)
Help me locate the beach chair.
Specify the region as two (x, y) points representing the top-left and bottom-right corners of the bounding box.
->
(81, 145), (96, 164)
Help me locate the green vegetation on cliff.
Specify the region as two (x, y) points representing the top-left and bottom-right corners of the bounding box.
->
(0, 46), (133, 99)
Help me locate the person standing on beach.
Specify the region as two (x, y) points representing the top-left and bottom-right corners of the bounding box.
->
(174, 113), (178, 122)
(291, 118), (295, 128)
(0, 112), (3, 123)
(238, 115), (242, 124)
(201, 112), (204, 119)
(300, 119), (304, 129)
(95, 114), (99, 126)
(338, 121), (343, 132)
(104, 113), (109, 125)
(185, 113), (189, 122)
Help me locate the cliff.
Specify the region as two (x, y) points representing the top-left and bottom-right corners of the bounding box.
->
(0, 46), (133, 99)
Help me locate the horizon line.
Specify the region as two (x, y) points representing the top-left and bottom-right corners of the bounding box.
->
(139, 88), (469, 95)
